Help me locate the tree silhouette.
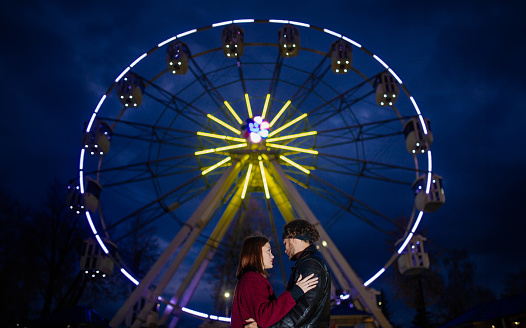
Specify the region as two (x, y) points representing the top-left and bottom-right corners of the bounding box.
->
(501, 267), (526, 297)
(435, 248), (495, 323)
(385, 215), (444, 327)
(0, 182), (91, 324)
(0, 188), (37, 324)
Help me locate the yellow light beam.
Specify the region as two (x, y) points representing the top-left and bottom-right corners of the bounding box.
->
(195, 143), (247, 156)
(245, 94), (253, 118)
(197, 131), (245, 142)
(258, 160), (270, 199)
(269, 100), (291, 127)
(267, 113), (307, 138)
(279, 155), (310, 174)
(202, 156), (232, 175)
(261, 94), (271, 119)
(266, 143), (318, 155)
(266, 130), (317, 142)
(223, 101), (243, 124)
(207, 114), (241, 135)
(241, 163), (253, 199)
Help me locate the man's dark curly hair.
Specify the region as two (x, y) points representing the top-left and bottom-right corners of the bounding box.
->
(282, 219), (320, 244)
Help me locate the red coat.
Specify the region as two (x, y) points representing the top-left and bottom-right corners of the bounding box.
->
(230, 271), (296, 328)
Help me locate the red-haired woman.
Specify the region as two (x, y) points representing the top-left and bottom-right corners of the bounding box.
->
(230, 235), (318, 328)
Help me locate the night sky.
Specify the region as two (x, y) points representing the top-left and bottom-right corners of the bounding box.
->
(2, 0), (525, 326)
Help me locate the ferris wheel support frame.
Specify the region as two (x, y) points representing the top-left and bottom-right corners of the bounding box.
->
(267, 157), (392, 328)
(134, 154), (391, 328)
(110, 155), (248, 328)
(159, 183), (246, 327)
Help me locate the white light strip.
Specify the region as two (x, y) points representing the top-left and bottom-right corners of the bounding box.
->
(120, 268), (139, 286)
(342, 36), (361, 48)
(426, 172), (432, 194)
(79, 170), (85, 192)
(427, 151), (433, 172)
(79, 149), (85, 170)
(115, 66), (130, 83)
(269, 19), (289, 24)
(85, 211), (98, 235)
(323, 28), (341, 38)
(388, 68), (403, 85)
(210, 315), (218, 320)
(418, 115), (428, 135)
(182, 307), (209, 318)
(397, 232), (414, 254)
(158, 36), (177, 48)
(364, 268), (385, 287)
(289, 21), (310, 27)
(233, 19), (254, 23)
(411, 211), (424, 233)
(95, 234), (109, 254)
(94, 95), (106, 113)
(409, 96), (422, 115)
(86, 113), (97, 133)
(130, 53), (147, 68)
(218, 317), (231, 322)
(213, 20), (233, 27)
(373, 55), (389, 69)
(177, 29), (197, 38)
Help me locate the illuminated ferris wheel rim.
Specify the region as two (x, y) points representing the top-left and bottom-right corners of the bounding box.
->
(78, 18), (434, 320)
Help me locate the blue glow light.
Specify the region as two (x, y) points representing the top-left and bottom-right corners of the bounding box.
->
(242, 116), (270, 143)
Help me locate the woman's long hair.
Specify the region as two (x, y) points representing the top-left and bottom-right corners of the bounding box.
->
(236, 235), (269, 280)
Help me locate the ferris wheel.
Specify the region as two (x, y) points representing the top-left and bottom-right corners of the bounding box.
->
(71, 19), (445, 328)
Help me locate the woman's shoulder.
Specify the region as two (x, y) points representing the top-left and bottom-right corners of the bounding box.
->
(239, 271), (268, 284)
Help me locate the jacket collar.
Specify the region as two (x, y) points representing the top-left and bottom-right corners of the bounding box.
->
(291, 244), (317, 261)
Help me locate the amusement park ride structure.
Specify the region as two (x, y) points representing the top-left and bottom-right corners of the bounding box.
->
(71, 19), (445, 328)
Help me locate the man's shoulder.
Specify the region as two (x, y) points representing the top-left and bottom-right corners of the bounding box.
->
(296, 251), (329, 271)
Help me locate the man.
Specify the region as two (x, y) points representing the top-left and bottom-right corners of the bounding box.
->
(245, 219), (331, 328)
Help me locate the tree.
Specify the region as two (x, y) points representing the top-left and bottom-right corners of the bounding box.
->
(0, 182), (91, 324)
(501, 268), (526, 297)
(385, 215), (444, 327)
(31, 181), (91, 316)
(0, 188), (38, 324)
(378, 289), (401, 328)
(80, 214), (160, 309)
(435, 248), (495, 323)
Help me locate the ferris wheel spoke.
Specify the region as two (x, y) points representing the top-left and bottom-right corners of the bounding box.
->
(317, 152), (420, 177)
(308, 173), (403, 230)
(288, 55), (331, 116)
(104, 174), (203, 233)
(306, 184), (393, 235)
(188, 57), (242, 126)
(263, 54), (284, 119)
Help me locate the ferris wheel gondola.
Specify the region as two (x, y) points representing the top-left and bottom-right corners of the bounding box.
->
(71, 19), (445, 328)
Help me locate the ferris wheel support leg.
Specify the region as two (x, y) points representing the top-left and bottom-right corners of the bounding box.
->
(111, 156), (247, 328)
(265, 158), (350, 288)
(268, 158), (392, 328)
(265, 168), (296, 223)
(160, 182), (246, 327)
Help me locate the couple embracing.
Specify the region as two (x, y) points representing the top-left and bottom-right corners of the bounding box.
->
(230, 219), (331, 328)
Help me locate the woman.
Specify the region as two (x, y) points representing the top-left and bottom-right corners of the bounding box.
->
(230, 235), (318, 328)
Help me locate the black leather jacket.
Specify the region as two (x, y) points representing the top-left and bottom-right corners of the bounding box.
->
(269, 245), (331, 328)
